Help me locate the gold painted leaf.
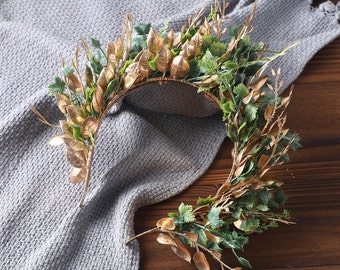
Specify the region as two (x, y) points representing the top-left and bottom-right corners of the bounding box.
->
(156, 217), (175, 230)
(250, 75), (268, 91)
(48, 134), (70, 146)
(180, 40), (196, 58)
(124, 72), (139, 89)
(156, 233), (176, 246)
(211, 250), (221, 260)
(204, 231), (221, 243)
(55, 93), (70, 114)
(185, 232), (198, 243)
(66, 105), (85, 125)
(234, 162), (246, 177)
(115, 36), (124, 59)
(81, 117), (99, 139)
(156, 47), (173, 73)
(70, 166), (86, 184)
(66, 148), (86, 168)
(264, 104), (274, 122)
(85, 65), (93, 88)
(92, 86), (104, 113)
(107, 41), (118, 64)
(191, 32), (203, 47)
(67, 72), (83, 94)
(59, 120), (72, 136)
(193, 251), (210, 270)
(258, 154), (270, 169)
(171, 238), (191, 263)
(170, 55), (190, 79)
(163, 29), (174, 47)
(63, 136), (86, 152)
(147, 27), (163, 54)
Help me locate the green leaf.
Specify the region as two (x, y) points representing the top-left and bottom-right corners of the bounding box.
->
(178, 203), (195, 223)
(223, 61), (239, 70)
(197, 195), (215, 206)
(148, 54), (159, 71)
(85, 86), (95, 103)
(207, 206), (224, 229)
(159, 20), (169, 38)
(198, 49), (219, 75)
(274, 189), (288, 206)
(48, 77), (66, 95)
(134, 23), (151, 36)
(90, 38), (101, 49)
(210, 42), (226, 57)
(238, 256), (253, 269)
(257, 189), (272, 204)
(62, 65), (74, 77)
(71, 125), (81, 139)
(244, 104), (257, 122)
(233, 83), (248, 99)
(256, 204), (269, 212)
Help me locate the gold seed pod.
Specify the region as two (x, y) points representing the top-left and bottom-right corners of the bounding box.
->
(163, 29), (174, 48)
(191, 31), (203, 47)
(67, 148), (86, 168)
(170, 55), (190, 78)
(55, 93), (70, 114)
(115, 36), (124, 60)
(67, 72), (83, 94)
(147, 27), (163, 54)
(124, 72), (138, 89)
(70, 166), (86, 184)
(92, 86), (104, 113)
(80, 117), (99, 139)
(66, 105), (85, 125)
(180, 40), (196, 59)
(156, 47), (173, 73)
(85, 65), (93, 88)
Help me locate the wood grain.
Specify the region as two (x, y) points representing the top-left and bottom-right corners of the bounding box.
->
(135, 38), (340, 270)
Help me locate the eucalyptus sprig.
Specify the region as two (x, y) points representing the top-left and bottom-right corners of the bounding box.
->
(35, 1), (301, 269)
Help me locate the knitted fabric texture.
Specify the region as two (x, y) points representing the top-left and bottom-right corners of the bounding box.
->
(0, 0), (339, 269)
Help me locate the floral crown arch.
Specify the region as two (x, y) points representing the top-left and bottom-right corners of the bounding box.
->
(35, 2), (301, 269)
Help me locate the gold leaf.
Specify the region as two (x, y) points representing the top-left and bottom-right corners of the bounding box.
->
(156, 217), (176, 230)
(264, 104), (274, 122)
(48, 134), (70, 146)
(67, 72), (83, 94)
(233, 219), (244, 230)
(64, 138), (86, 152)
(70, 166), (86, 184)
(59, 120), (72, 136)
(258, 154), (270, 169)
(66, 148), (86, 168)
(115, 36), (124, 59)
(204, 231), (221, 243)
(211, 250), (221, 260)
(92, 86), (104, 113)
(156, 233), (176, 246)
(185, 232), (198, 243)
(191, 31), (203, 47)
(170, 55), (190, 79)
(55, 93), (70, 114)
(147, 27), (163, 54)
(171, 238), (191, 263)
(193, 251), (210, 270)
(107, 41), (118, 64)
(85, 65), (93, 88)
(124, 72), (139, 89)
(163, 29), (174, 47)
(234, 162), (246, 177)
(81, 117), (99, 139)
(180, 40), (196, 58)
(66, 105), (85, 125)
(156, 47), (173, 73)
(250, 75), (268, 91)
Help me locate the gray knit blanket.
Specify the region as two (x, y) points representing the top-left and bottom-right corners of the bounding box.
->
(1, 1), (339, 269)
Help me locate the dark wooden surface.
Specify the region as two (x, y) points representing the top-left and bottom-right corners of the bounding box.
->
(135, 38), (340, 270)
